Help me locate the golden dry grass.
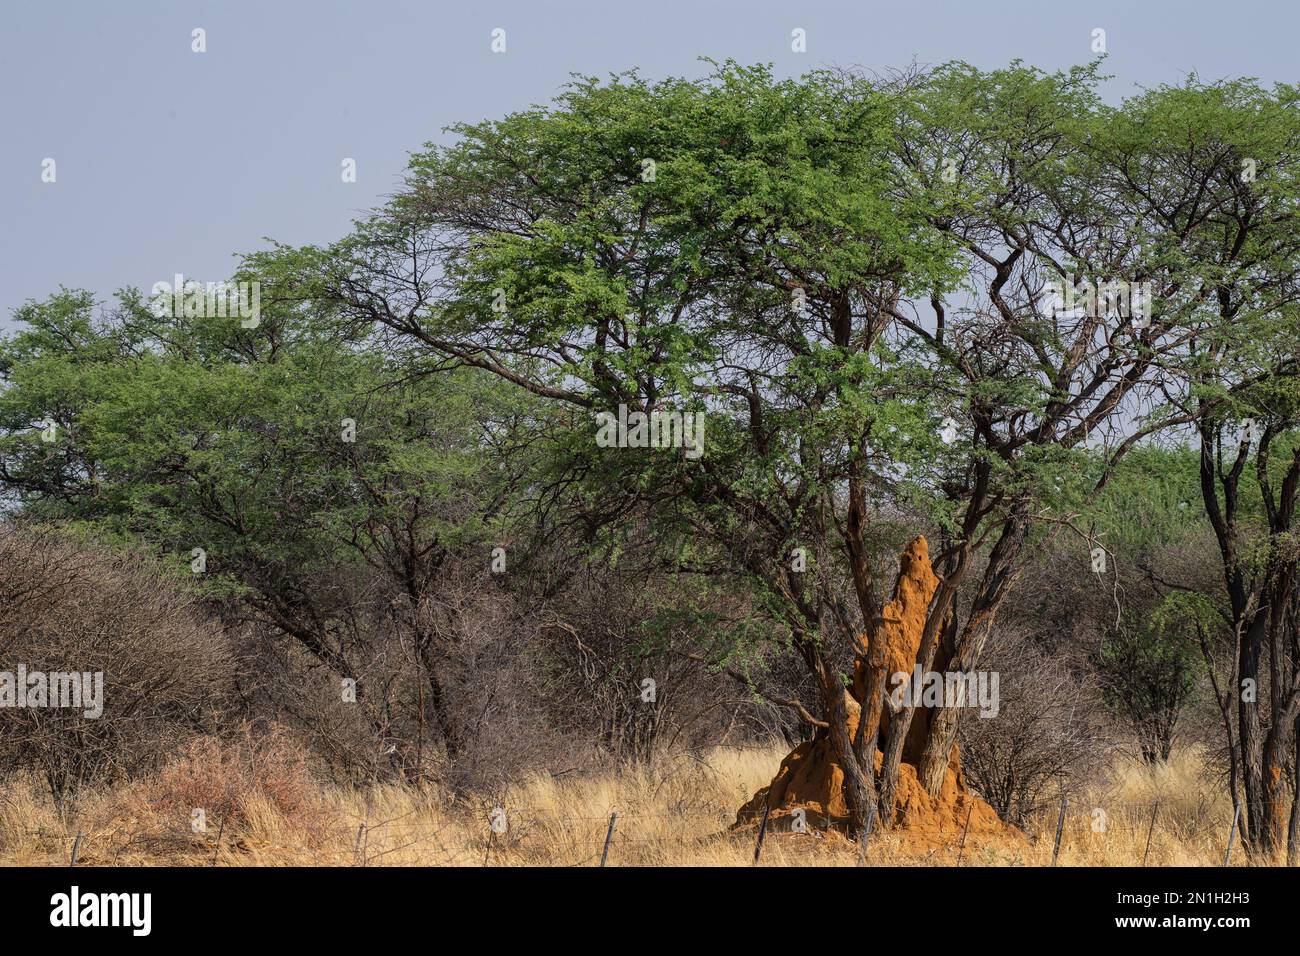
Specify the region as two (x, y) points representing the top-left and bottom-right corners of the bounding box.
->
(0, 745), (1270, 866)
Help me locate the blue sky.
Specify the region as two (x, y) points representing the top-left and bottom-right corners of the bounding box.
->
(2, 0), (1295, 328)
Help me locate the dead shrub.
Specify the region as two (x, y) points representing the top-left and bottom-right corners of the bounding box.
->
(959, 628), (1113, 825)
(0, 523), (233, 803)
(140, 722), (317, 830)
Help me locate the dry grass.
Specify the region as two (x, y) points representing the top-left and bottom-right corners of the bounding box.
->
(0, 745), (1271, 866)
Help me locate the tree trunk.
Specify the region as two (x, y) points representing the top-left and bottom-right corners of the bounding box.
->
(1259, 743), (1286, 858)
(1238, 612), (1266, 853)
(822, 661), (876, 841)
(1288, 716), (1300, 866)
(916, 511), (1029, 797)
(417, 638), (460, 761)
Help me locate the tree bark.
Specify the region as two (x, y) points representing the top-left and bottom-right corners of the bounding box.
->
(821, 656), (876, 841)
(916, 510), (1029, 796)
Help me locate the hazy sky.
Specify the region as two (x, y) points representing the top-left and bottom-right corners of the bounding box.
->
(2, 0), (1294, 329)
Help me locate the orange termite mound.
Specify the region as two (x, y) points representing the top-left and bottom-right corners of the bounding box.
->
(736, 536), (1011, 848)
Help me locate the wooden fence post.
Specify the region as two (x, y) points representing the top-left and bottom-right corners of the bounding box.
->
(600, 811), (618, 867)
(1223, 803), (1241, 866)
(1051, 795), (1068, 866)
(211, 815), (225, 866)
(1142, 803), (1158, 867)
(956, 805), (973, 866)
(752, 801), (772, 865)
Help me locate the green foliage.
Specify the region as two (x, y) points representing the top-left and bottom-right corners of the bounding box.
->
(0, 283), (528, 599)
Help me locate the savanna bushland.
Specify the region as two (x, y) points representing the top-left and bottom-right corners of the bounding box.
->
(3, 60), (1300, 866)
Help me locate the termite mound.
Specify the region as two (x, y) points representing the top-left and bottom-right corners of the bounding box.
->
(736, 537), (1013, 849)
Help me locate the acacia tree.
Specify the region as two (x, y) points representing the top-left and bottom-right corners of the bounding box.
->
(302, 63), (963, 838)
(881, 66), (1300, 822)
(825, 60), (1228, 809)
(1186, 359), (1300, 862)
(302, 60), (1150, 832)
(1092, 77), (1300, 859)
